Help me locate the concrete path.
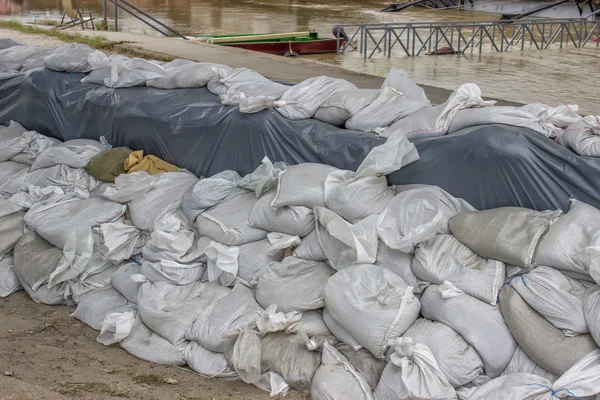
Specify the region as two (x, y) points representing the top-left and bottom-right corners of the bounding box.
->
(70, 29), (519, 106)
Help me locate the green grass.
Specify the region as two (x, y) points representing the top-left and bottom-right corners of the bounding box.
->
(0, 20), (174, 61)
(31, 19), (59, 26)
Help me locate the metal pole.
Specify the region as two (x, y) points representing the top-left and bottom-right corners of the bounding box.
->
(114, 0), (118, 31)
(104, 0), (107, 20)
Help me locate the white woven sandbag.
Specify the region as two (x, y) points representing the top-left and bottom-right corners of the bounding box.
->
(93, 221), (148, 264)
(345, 86), (431, 131)
(293, 229), (326, 261)
(271, 163), (338, 209)
(508, 266), (589, 336)
(313, 88), (380, 127)
(120, 314), (187, 366)
(462, 349), (600, 400)
(22, 164), (99, 198)
(13, 231), (63, 291)
(382, 69), (429, 100)
(555, 115), (600, 157)
(0, 130), (56, 162)
(181, 170), (242, 223)
(128, 171), (198, 231)
(0, 45), (47, 72)
(31, 139), (105, 171)
(111, 262), (143, 303)
(402, 318), (485, 388)
(323, 307), (363, 351)
(374, 337), (457, 400)
(335, 343), (387, 390)
(21, 279), (68, 305)
(186, 284), (264, 353)
(519, 103), (581, 138)
(183, 341), (238, 378)
(448, 106), (545, 137)
(236, 237), (287, 283)
(449, 207), (562, 268)
(535, 200), (600, 276)
(413, 234), (505, 305)
(259, 332), (322, 393)
(25, 197), (126, 249)
(420, 283), (517, 378)
(0, 212), (25, 258)
(255, 256), (335, 313)
(498, 285), (598, 377)
(0, 121), (27, 143)
(583, 286), (600, 347)
(21, 49), (53, 71)
(97, 309), (136, 345)
(237, 156), (286, 198)
(275, 76), (356, 120)
(314, 207), (378, 270)
(501, 346), (557, 383)
(374, 241), (428, 294)
(9, 185), (65, 210)
(71, 287), (134, 330)
(141, 259), (205, 286)
(378, 185), (475, 253)
(67, 263), (120, 304)
(324, 264), (421, 359)
(311, 342), (374, 400)
(196, 191), (268, 246)
(0, 161), (29, 196)
(381, 83), (495, 140)
(137, 280), (230, 345)
(248, 191), (314, 237)
(44, 43), (95, 72)
(0, 255), (22, 298)
(324, 131), (420, 222)
(207, 67), (288, 99)
(285, 310), (332, 338)
(147, 62), (227, 89)
(105, 58), (167, 88)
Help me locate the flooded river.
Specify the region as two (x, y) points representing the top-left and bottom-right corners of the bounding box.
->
(1, 0), (599, 113)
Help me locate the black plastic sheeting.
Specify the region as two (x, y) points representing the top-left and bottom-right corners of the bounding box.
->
(0, 68), (599, 213)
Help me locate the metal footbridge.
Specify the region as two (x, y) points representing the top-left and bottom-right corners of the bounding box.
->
(335, 11), (600, 58)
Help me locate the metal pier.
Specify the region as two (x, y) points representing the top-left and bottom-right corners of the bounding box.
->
(335, 11), (600, 57)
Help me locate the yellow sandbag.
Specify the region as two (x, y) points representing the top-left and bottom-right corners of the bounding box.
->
(124, 150), (178, 175)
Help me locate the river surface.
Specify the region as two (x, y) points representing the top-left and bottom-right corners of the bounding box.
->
(1, 0), (599, 113)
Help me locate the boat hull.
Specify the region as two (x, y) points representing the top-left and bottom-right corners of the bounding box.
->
(222, 39), (345, 55)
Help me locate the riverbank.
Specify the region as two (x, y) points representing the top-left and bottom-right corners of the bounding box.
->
(0, 22), (521, 106)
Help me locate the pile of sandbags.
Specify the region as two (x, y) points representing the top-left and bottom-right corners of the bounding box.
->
(2, 111), (600, 400)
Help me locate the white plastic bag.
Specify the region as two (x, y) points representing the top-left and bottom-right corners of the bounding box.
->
(71, 287), (133, 331)
(501, 346), (557, 383)
(93, 221), (148, 264)
(105, 58), (166, 88)
(237, 156), (286, 197)
(103, 171), (155, 203)
(0, 45), (46, 72)
(32, 139), (105, 171)
(207, 67), (288, 99)
(110, 262), (143, 303)
(182, 341), (238, 378)
(313, 88), (380, 127)
(181, 170), (242, 223)
(22, 164), (99, 198)
(583, 286), (600, 347)
(248, 191), (314, 237)
(556, 115), (600, 157)
(0, 161), (30, 197)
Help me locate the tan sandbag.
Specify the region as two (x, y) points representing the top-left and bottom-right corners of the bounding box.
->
(124, 150), (178, 175)
(499, 285), (598, 376)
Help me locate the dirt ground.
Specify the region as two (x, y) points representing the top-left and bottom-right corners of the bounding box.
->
(0, 292), (309, 400)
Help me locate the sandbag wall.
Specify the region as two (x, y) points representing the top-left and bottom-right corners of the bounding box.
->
(2, 118), (600, 399)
